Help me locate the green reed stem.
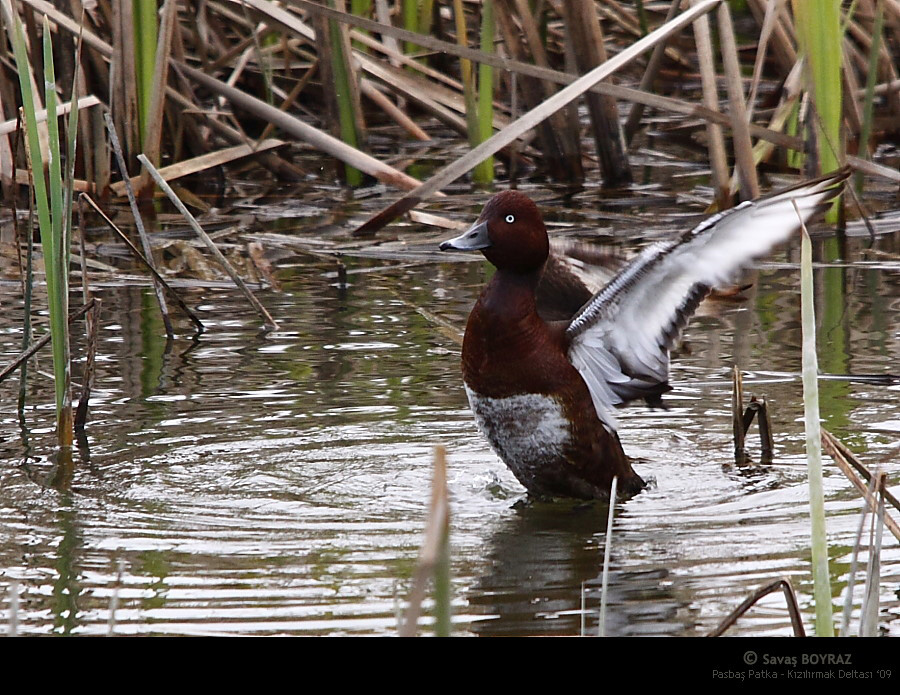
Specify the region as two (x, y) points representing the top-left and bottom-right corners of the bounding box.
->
(855, 0), (884, 194)
(472, 0), (494, 184)
(328, 13), (363, 186)
(800, 221), (834, 637)
(3, 6), (73, 440)
(793, 0), (843, 220)
(134, 0), (158, 144)
(403, 0), (418, 54)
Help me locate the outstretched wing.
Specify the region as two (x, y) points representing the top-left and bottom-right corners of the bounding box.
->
(567, 169), (848, 430)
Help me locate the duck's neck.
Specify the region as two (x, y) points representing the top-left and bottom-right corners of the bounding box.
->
(479, 267), (543, 320)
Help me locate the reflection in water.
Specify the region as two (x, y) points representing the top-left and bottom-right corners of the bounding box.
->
(469, 501), (685, 636)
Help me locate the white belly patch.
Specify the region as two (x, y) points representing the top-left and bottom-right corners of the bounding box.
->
(464, 385), (570, 478)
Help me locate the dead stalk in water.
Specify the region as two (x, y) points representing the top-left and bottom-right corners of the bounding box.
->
(707, 578), (806, 637)
(138, 154), (279, 331)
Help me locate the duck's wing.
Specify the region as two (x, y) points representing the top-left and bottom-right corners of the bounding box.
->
(566, 168), (848, 430)
(537, 242), (625, 321)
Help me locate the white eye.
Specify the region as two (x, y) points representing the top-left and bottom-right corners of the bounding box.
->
(505, 214), (515, 223)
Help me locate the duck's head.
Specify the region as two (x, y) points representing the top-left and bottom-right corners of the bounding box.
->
(439, 190), (549, 274)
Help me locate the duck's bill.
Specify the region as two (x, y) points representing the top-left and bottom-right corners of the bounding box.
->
(439, 221), (491, 251)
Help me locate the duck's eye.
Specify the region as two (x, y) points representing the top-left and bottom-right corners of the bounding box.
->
(505, 214), (515, 224)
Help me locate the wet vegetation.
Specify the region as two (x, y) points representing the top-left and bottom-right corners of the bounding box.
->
(0, 0), (899, 636)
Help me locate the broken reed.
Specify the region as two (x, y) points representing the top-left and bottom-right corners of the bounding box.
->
(2, 6), (76, 448)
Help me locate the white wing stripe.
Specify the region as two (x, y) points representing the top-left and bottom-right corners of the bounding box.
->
(567, 169), (848, 430)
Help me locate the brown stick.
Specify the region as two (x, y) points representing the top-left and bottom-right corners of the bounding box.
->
(732, 366), (746, 464)
(707, 578), (806, 637)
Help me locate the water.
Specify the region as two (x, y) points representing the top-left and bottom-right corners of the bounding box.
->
(1, 177), (898, 636)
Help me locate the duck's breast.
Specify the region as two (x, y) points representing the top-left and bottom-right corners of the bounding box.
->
(463, 384), (570, 485)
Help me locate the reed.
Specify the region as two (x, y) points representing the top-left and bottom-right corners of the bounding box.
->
(133, 0), (158, 144)
(328, 9), (364, 186)
(792, 0), (843, 212)
(472, 0), (494, 184)
(799, 217), (834, 637)
(855, 0), (885, 193)
(598, 477), (617, 637)
(399, 445), (451, 636)
(2, 5), (74, 447)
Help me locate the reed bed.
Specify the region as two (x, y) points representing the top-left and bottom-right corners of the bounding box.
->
(0, 0), (897, 206)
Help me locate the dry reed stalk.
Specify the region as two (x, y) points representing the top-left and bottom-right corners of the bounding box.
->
(174, 61), (428, 191)
(138, 154), (279, 331)
(745, 0), (779, 124)
(717, 2), (759, 200)
(313, 6), (363, 184)
(164, 87), (304, 180)
(259, 58), (318, 141)
(846, 3), (900, 119)
(564, 0), (631, 186)
(747, 0), (797, 76)
(105, 112), (175, 339)
(0, 95), (101, 135)
(80, 193), (205, 332)
(110, 0), (139, 161)
(353, 0), (725, 236)
(844, 52), (866, 137)
(74, 298), (101, 430)
(822, 431), (900, 544)
(507, 0), (583, 179)
(357, 55), (478, 135)
(359, 80), (430, 140)
(111, 139), (287, 196)
(690, 1), (730, 209)
(399, 444), (451, 637)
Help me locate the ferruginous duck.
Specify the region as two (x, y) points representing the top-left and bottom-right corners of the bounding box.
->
(439, 169), (848, 500)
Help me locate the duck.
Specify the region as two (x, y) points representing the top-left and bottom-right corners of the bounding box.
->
(439, 168), (849, 500)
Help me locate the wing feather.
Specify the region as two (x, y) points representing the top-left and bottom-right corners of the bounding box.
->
(567, 169), (849, 430)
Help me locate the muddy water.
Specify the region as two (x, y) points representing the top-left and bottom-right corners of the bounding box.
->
(1, 182), (898, 636)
